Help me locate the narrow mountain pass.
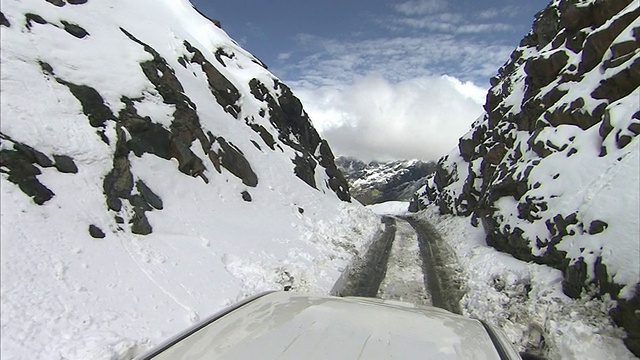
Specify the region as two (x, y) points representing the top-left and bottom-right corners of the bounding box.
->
(333, 214), (464, 315)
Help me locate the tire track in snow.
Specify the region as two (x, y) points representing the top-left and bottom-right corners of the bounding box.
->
(332, 214), (464, 316)
(120, 237), (199, 322)
(405, 216), (465, 314)
(332, 216), (396, 297)
(377, 218), (431, 306)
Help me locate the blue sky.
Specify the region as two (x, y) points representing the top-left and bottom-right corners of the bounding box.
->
(191, 0), (550, 161)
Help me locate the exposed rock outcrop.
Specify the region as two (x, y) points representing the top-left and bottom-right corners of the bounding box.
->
(2, 4), (350, 237)
(0, 133), (56, 205)
(411, 0), (639, 354)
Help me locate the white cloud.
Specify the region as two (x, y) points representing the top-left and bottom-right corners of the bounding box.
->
(388, 2), (517, 36)
(287, 34), (512, 86)
(478, 6), (522, 20)
(390, 16), (513, 33)
(277, 52), (291, 60)
(443, 75), (488, 104)
(272, 2), (527, 162)
(394, 0), (448, 16)
(456, 23), (513, 33)
(478, 9), (499, 20)
(293, 74), (487, 162)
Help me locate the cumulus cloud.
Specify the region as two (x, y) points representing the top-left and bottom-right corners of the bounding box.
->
(293, 74), (487, 162)
(271, 1), (533, 162)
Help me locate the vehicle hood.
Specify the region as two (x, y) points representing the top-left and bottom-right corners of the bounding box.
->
(145, 292), (504, 359)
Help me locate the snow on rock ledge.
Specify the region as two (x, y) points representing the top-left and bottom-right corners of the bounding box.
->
(412, 0), (640, 355)
(0, 1), (378, 359)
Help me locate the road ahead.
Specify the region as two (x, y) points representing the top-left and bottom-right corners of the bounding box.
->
(377, 219), (431, 306)
(334, 216), (464, 314)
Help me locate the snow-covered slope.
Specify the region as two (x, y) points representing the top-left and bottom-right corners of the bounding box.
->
(336, 156), (435, 205)
(412, 0), (639, 355)
(0, 1), (380, 359)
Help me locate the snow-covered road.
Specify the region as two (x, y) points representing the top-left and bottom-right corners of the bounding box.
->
(333, 216), (462, 314)
(377, 218), (431, 306)
(364, 204), (637, 359)
(332, 217), (396, 297)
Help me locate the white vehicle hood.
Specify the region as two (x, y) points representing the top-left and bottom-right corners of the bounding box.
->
(144, 292), (506, 359)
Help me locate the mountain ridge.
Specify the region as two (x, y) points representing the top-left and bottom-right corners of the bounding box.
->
(336, 156), (435, 205)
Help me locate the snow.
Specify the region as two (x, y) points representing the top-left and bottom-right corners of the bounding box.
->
(0, 144), (381, 360)
(349, 159), (419, 188)
(0, 1), (381, 359)
(487, 114), (640, 287)
(416, 0), (640, 310)
(2, 0), (638, 358)
(366, 201), (410, 216)
(415, 206), (637, 360)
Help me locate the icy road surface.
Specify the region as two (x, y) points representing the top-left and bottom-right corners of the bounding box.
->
(334, 216), (463, 314)
(377, 219), (432, 306)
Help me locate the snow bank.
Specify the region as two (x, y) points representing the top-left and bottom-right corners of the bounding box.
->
(366, 201), (410, 216)
(416, 206), (636, 359)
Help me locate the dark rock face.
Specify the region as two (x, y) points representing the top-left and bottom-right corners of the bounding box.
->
(25, 13), (47, 29)
(130, 210), (152, 235)
(0, 135), (79, 205)
(0, 134), (55, 205)
(1, 12), (11, 27)
(412, 0), (639, 354)
(136, 180), (163, 210)
(24, 11), (91, 40)
(319, 141), (350, 202)
(52, 155), (78, 174)
(2, 20), (349, 238)
(54, 77), (116, 128)
(209, 136), (258, 187)
(183, 40), (241, 118)
(337, 157), (436, 205)
(88, 224), (105, 238)
(46, 0), (89, 5)
(249, 78), (350, 201)
(45, 0), (66, 7)
(60, 20), (88, 38)
(611, 284), (640, 356)
(292, 153), (317, 190)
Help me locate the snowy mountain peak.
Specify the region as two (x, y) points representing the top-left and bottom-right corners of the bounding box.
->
(412, 0), (639, 355)
(336, 156), (436, 205)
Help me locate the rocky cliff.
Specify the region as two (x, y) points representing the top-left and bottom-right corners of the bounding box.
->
(0, 1), (380, 358)
(336, 156), (435, 205)
(0, 0), (350, 237)
(411, 0), (639, 354)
